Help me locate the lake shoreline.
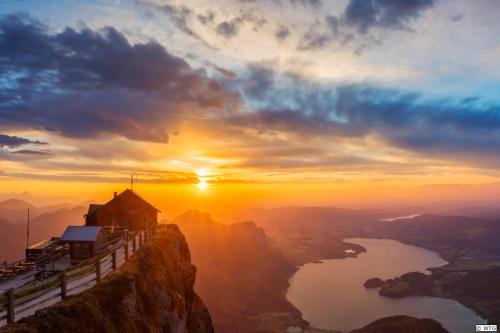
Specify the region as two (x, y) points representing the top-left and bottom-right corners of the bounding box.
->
(351, 237), (500, 326)
(286, 237), (485, 333)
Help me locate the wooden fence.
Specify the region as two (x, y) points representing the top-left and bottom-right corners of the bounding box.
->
(0, 226), (155, 327)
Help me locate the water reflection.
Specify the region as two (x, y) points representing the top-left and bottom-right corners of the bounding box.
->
(287, 238), (486, 333)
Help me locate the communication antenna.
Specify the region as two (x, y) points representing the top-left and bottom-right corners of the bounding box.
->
(130, 173), (138, 191)
(26, 208), (30, 249)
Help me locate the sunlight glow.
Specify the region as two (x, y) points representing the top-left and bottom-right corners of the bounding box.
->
(194, 168), (212, 191)
(195, 168), (211, 177)
(196, 178), (210, 190)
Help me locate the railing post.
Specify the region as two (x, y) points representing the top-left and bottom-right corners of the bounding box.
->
(132, 235), (136, 253)
(124, 235), (129, 262)
(112, 250), (117, 270)
(6, 288), (14, 324)
(95, 258), (101, 282)
(60, 272), (68, 299)
(139, 232), (143, 248)
(144, 229), (148, 242)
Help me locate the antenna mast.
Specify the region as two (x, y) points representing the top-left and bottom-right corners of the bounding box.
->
(130, 173), (138, 191)
(26, 208), (30, 249)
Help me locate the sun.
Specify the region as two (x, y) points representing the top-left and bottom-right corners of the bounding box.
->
(196, 178), (210, 191)
(194, 168), (211, 191)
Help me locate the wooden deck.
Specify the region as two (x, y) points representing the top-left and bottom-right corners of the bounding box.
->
(0, 227), (155, 327)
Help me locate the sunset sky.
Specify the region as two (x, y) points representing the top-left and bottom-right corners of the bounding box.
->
(1, 0), (500, 217)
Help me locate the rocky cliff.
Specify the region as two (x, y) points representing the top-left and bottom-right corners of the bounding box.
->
(1, 224), (215, 333)
(174, 210), (306, 333)
(350, 315), (449, 333)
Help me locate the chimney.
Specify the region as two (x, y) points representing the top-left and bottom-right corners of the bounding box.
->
(114, 192), (118, 199)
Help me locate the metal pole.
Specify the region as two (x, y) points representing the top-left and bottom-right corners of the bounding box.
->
(26, 208), (30, 249)
(112, 250), (117, 270)
(95, 258), (101, 282)
(124, 234), (129, 261)
(60, 272), (68, 299)
(6, 288), (14, 324)
(130, 173), (138, 191)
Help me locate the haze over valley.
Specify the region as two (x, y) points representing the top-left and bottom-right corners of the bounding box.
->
(1, 197), (499, 332)
(1, 0), (500, 332)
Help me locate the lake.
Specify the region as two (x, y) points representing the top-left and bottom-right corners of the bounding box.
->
(287, 238), (486, 333)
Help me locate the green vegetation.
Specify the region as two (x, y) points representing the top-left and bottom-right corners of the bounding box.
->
(1, 225), (214, 333)
(350, 315), (449, 333)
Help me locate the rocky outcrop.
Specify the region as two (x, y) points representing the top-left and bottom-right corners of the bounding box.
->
(1, 224), (215, 333)
(175, 210), (307, 333)
(363, 278), (384, 289)
(350, 315), (449, 333)
(375, 272), (432, 298)
(370, 268), (500, 325)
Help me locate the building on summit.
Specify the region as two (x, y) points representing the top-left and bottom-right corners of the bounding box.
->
(84, 189), (160, 231)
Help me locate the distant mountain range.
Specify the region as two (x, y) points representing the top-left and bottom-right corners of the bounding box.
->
(0, 198), (78, 225)
(0, 200), (87, 262)
(239, 206), (500, 327)
(439, 206), (500, 220)
(171, 208), (468, 333)
(174, 210), (305, 333)
(2, 200), (500, 330)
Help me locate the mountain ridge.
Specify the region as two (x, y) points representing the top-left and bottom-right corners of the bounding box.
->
(1, 224), (215, 333)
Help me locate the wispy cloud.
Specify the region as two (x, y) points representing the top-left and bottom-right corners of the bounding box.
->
(0, 134), (47, 148)
(1, 2), (500, 186)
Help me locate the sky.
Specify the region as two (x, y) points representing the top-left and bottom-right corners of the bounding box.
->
(1, 0), (500, 217)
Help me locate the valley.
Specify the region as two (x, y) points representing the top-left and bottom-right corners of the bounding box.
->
(244, 207), (500, 329)
(1, 201), (499, 332)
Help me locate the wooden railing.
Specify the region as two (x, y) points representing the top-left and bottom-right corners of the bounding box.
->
(0, 226), (156, 327)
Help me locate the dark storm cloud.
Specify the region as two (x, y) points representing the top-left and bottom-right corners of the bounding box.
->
(0, 134), (47, 148)
(216, 21), (239, 38)
(198, 11), (216, 25)
(298, 15), (356, 51)
(298, 32), (332, 50)
(344, 0), (436, 33)
(334, 85), (500, 155)
(298, 0), (435, 51)
(227, 67), (500, 167)
(216, 10), (267, 39)
(275, 25), (290, 41)
(243, 65), (275, 99)
(0, 14), (237, 143)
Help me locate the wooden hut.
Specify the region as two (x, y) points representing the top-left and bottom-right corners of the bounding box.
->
(84, 189), (160, 231)
(60, 226), (105, 263)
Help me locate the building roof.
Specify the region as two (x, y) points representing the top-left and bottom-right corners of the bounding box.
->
(116, 189), (161, 212)
(87, 204), (103, 215)
(86, 189), (161, 219)
(60, 226), (101, 242)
